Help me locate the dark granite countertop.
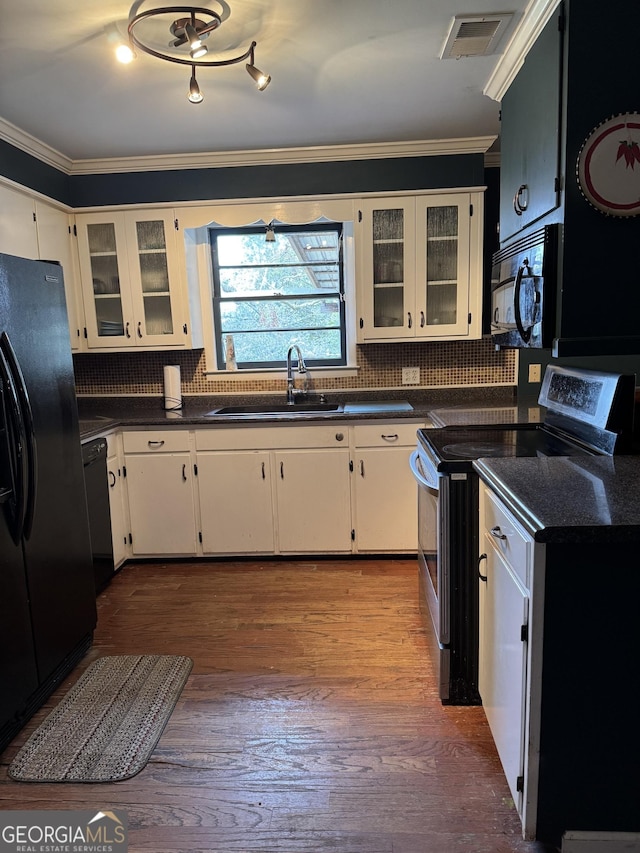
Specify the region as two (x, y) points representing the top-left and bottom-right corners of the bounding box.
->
(474, 455), (640, 543)
(77, 388), (518, 441)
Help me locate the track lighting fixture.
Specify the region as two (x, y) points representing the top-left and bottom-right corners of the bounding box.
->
(124, 2), (271, 104)
(188, 66), (204, 103)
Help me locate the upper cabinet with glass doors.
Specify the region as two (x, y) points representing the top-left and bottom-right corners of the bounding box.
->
(357, 192), (483, 342)
(76, 210), (201, 350)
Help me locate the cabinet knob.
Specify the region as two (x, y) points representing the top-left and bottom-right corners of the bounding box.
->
(335, 432), (344, 442)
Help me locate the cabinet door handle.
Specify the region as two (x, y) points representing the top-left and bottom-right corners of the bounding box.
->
(182, 463), (187, 482)
(381, 433), (399, 442)
(147, 440), (165, 448)
(137, 321), (142, 338)
(478, 553), (488, 582)
(359, 459), (364, 477)
(513, 184), (529, 215)
(493, 306), (500, 324)
(125, 321), (131, 338)
(490, 525), (507, 540)
(280, 461), (284, 479)
(420, 311), (425, 328)
(109, 470), (116, 488)
(261, 461), (266, 480)
(407, 311), (412, 329)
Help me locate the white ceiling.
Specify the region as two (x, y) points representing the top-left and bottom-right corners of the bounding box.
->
(0, 0), (548, 169)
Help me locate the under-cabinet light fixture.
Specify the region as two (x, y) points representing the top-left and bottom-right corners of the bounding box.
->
(122, 2), (271, 104)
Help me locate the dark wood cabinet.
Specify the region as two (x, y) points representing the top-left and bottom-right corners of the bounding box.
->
(498, 0), (640, 358)
(499, 8), (563, 243)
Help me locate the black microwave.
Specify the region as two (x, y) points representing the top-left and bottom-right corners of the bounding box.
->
(490, 224), (561, 348)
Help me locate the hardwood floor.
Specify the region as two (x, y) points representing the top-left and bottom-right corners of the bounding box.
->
(0, 559), (557, 852)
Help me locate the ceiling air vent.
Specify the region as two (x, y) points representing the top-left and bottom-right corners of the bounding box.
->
(440, 13), (513, 59)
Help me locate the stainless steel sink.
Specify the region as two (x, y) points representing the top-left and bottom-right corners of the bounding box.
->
(206, 402), (343, 416)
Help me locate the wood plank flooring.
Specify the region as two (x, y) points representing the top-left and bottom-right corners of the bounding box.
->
(0, 559), (557, 852)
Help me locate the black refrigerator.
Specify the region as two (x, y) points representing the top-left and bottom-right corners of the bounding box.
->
(0, 253), (97, 753)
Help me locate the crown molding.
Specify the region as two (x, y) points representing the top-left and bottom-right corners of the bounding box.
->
(0, 117), (496, 176)
(483, 0), (562, 102)
(0, 117), (73, 173)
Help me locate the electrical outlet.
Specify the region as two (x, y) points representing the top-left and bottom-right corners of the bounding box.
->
(402, 367), (420, 385)
(528, 363), (542, 383)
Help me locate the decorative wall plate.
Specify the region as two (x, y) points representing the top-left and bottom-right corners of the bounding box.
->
(576, 113), (640, 216)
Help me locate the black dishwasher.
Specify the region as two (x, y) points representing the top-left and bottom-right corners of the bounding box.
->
(81, 438), (114, 593)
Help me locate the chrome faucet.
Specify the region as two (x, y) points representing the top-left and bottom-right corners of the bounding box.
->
(286, 344), (307, 404)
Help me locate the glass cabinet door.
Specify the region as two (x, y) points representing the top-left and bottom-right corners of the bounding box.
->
(77, 215), (131, 347)
(126, 211), (183, 345)
(359, 198), (415, 338)
(416, 196), (470, 337)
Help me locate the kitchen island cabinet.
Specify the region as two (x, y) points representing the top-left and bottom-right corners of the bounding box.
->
(476, 459), (640, 847)
(123, 430), (198, 556)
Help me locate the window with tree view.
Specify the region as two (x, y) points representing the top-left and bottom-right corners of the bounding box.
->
(209, 222), (346, 369)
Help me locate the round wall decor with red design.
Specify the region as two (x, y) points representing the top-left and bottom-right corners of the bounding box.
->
(576, 113), (640, 216)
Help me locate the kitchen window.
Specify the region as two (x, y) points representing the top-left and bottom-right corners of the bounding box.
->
(208, 222), (347, 370)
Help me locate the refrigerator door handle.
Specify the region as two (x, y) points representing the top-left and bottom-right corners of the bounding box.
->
(0, 332), (37, 539)
(0, 339), (27, 542)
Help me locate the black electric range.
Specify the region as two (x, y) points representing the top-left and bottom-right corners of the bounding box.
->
(411, 365), (636, 706)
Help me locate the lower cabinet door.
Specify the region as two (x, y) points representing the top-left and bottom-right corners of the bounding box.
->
(107, 458), (129, 568)
(275, 449), (352, 553)
(126, 453), (198, 555)
(197, 451), (275, 554)
(354, 446), (418, 551)
(479, 539), (529, 811)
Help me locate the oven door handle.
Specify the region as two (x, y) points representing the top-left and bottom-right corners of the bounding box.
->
(409, 450), (438, 493)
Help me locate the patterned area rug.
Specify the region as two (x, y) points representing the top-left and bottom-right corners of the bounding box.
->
(9, 654), (192, 783)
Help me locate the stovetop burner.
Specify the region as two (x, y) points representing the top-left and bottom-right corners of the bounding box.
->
(417, 424), (595, 472)
(441, 441), (519, 458)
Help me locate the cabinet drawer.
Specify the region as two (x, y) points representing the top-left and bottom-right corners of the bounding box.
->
(195, 425), (349, 451)
(481, 484), (531, 588)
(122, 430), (190, 453)
(353, 423), (422, 447)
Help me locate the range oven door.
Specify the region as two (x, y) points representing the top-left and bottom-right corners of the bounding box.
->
(409, 450), (448, 647)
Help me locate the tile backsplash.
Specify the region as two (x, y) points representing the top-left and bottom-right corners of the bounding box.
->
(73, 337), (515, 396)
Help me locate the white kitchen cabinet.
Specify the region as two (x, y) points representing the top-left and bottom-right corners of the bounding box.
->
(478, 481), (540, 838)
(357, 192), (483, 342)
(478, 533), (529, 810)
(275, 448), (352, 553)
(106, 432), (130, 569)
(0, 184), (84, 350)
(197, 450), (274, 554)
(352, 423), (420, 552)
(123, 430), (198, 556)
(76, 209), (201, 351)
(35, 201), (85, 351)
(0, 183), (39, 258)
(195, 425), (352, 556)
